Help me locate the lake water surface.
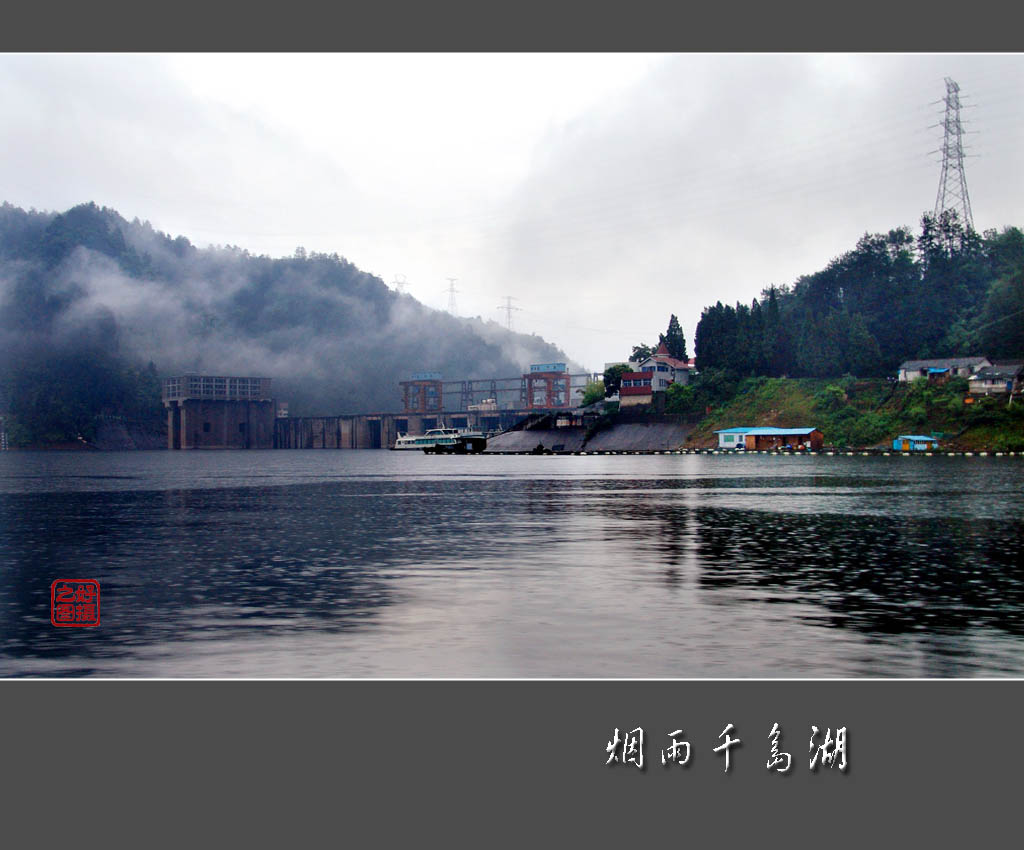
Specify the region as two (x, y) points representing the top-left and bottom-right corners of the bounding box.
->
(1, 449), (1022, 677)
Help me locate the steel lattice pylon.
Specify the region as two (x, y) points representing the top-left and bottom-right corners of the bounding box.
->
(934, 77), (974, 231)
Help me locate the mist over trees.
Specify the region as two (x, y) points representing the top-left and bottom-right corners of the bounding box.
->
(693, 212), (1024, 378)
(5, 200), (1020, 447)
(0, 201), (574, 444)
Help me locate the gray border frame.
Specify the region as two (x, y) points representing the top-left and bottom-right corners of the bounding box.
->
(4, 679), (1022, 842)
(2, 7), (1021, 841)
(1, 1), (1020, 51)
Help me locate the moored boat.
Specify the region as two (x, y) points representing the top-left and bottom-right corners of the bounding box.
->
(392, 427), (488, 453)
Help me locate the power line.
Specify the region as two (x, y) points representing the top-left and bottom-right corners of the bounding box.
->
(517, 309), (655, 336)
(971, 306), (1024, 335)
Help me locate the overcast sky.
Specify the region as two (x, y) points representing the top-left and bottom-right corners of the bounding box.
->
(2, 53), (1022, 371)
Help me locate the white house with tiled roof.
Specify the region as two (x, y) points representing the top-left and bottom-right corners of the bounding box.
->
(896, 357), (990, 382)
(968, 363), (1023, 396)
(619, 342), (693, 407)
(637, 341), (692, 388)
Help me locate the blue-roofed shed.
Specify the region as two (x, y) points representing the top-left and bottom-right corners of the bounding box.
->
(742, 427), (824, 451)
(714, 426), (823, 450)
(893, 435), (940, 451)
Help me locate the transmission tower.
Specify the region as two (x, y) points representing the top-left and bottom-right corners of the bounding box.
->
(933, 77), (974, 231)
(496, 296), (521, 331)
(443, 278), (459, 314)
(390, 274), (408, 294)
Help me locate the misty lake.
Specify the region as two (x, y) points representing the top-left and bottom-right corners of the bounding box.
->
(1, 449), (1022, 677)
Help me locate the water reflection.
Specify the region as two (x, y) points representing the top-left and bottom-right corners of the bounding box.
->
(0, 453), (1022, 676)
(599, 490), (1024, 639)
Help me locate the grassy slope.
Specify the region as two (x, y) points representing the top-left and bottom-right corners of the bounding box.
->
(683, 377), (1024, 450)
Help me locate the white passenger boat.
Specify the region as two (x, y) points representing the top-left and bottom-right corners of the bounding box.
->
(392, 427), (487, 453)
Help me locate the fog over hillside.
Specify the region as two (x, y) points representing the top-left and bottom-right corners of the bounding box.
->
(0, 202), (577, 425)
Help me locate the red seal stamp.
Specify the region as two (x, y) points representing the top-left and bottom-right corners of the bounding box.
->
(51, 579), (101, 627)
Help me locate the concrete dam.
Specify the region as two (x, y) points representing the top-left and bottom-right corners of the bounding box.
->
(161, 372), (695, 453)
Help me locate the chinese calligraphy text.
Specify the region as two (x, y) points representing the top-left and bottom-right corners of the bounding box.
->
(605, 723), (848, 775)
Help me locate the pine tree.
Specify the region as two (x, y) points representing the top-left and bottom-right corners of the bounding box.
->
(662, 314), (688, 361)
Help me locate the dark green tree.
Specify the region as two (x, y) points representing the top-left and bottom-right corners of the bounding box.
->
(973, 271), (1024, 359)
(843, 312), (884, 376)
(661, 314), (688, 361)
(603, 363), (630, 397)
(631, 343), (655, 362)
(984, 226), (1024, 280)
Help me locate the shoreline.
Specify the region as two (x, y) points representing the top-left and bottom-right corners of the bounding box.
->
(483, 447), (1022, 457)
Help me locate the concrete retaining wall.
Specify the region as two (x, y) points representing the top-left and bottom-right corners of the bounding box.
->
(485, 420), (694, 453)
(485, 427), (588, 453)
(584, 421), (694, 452)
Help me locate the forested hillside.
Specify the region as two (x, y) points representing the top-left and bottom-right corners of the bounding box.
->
(676, 375), (1024, 452)
(0, 202), (573, 445)
(693, 212), (1024, 377)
